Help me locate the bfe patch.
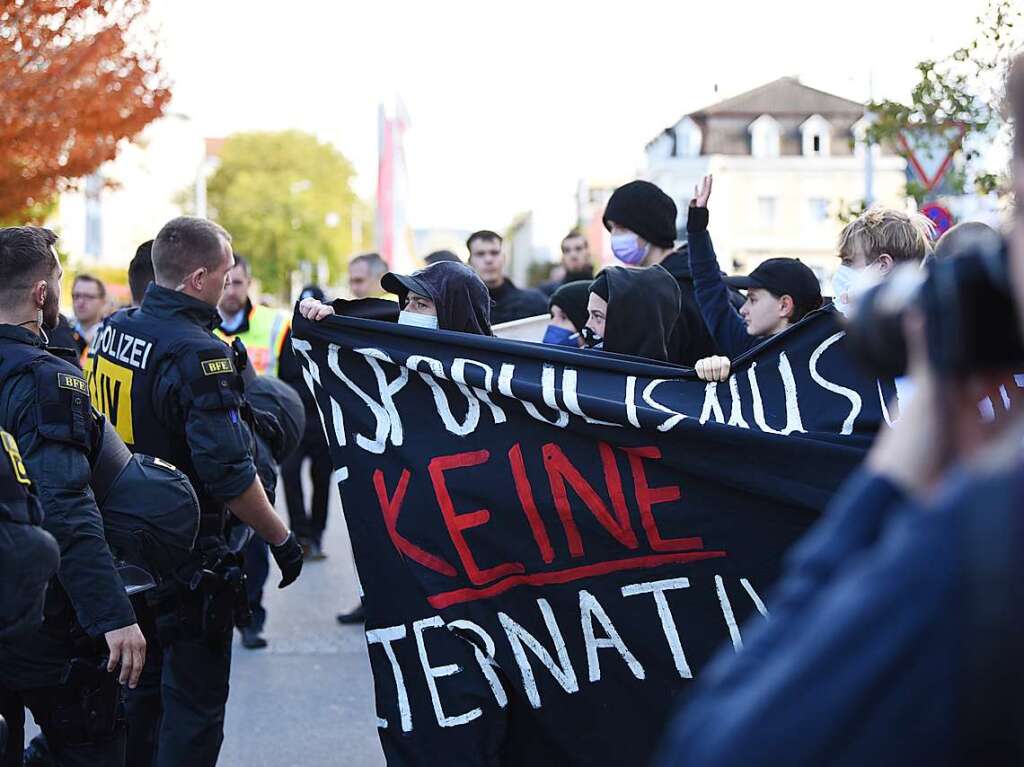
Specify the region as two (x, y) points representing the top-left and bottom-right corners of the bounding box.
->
(201, 358), (234, 376)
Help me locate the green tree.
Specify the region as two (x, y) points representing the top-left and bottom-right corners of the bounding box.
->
(864, 0), (1021, 205)
(205, 131), (360, 296)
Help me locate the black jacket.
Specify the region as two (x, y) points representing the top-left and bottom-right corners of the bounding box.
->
(95, 285), (257, 532)
(686, 207), (761, 359)
(278, 335), (321, 442)
(601, 265), (681, 362)
(488, 279), (549, 325)
(0, 428), (59, 641)
(0, 326), (135, 688)
(48, 314), (87, 366)
(658, 246), (719, 366)
(657, 463), (1024, 767)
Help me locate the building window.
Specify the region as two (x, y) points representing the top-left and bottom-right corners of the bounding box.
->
(647, 131), (674, 162)
(808, 197), (829, 223)
(852, 116), (880, 161)
(758, 196), (777, 229)
(748, 115), (781, 158)
(676, 116), (702, 158)
(800, 114), (831, 157)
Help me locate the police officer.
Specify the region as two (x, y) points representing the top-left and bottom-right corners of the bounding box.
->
(214, 254), (292, 649)
(0, 424), (60, 766)
(89, 216), (303, 767)
(0, 427), (59, 641)
(215, 254), (290, 376)
(0, 226), (146, 767)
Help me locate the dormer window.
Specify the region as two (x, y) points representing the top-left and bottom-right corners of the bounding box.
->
(748, 115), (781, 158)
(851, 116), (879, 161)
(647, 131), (674, 161)
(801, 114), (831, 157)
(676, 116), (702, 158)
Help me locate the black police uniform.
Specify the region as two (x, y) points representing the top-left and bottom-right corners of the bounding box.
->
(0, 424), (61, 766)
(0, 325), (135, 767)
(89, 284), (260, 767)
(48, 314), (87, 367)
(0, 427), (59, 641)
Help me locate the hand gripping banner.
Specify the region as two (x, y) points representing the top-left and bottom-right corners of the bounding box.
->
(291, 305), (895, 766)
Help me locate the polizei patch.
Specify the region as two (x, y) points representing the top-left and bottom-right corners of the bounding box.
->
(91, 324), (154, 371)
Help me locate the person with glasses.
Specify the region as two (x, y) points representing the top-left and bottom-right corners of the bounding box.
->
(71, 274), (107, 350)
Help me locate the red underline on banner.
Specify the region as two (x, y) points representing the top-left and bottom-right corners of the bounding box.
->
(426, 550), (728, 609)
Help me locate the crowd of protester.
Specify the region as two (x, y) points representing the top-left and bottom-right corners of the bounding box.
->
(3, 50), (1024, 767)
(292, 58), (1024, 764)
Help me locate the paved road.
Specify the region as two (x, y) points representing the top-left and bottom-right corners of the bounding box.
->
(219, 484), (385, 767)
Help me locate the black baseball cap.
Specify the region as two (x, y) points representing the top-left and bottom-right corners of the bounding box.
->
(724, 258), (822, 308)
(381, 270), (433, 303)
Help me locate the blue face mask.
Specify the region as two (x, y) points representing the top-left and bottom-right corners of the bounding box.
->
(610, 232), (646, 265)
(542, 324), (578, 347)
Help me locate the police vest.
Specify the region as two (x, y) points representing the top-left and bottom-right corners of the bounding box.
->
(216, 304), (289, 377)
(0, 339), (97, 641)
(0, 428), (40, 527)
(0, 339), (97, 458)
(0, 425), (59, 640)
(88, 307), (245, 535)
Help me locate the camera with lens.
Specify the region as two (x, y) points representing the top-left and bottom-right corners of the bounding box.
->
(846, 222), (1024, 379)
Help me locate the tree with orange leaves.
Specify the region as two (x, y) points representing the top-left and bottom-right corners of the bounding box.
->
(0, 0), (171, 221)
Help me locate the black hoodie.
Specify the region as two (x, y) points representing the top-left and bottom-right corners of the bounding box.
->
(594, 265), (681, 362)
(382, 261), (493, 336)
(488, 278), (549, 325)
(659, 246), (719, 365)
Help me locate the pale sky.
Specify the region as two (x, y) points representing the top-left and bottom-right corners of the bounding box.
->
(150, 0), (994, 244)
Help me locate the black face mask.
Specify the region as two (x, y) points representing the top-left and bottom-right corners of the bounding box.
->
(581, 325), (604, 350)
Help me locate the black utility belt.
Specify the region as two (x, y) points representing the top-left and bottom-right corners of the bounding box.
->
(147, 541), (252, 646)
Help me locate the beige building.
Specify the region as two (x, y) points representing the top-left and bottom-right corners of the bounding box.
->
(643, 77), (907, 282)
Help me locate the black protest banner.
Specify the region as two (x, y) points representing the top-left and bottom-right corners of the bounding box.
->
(291, 306), (894, 766)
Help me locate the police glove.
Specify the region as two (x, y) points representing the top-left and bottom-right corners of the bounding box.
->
(271, 532), (304, 588)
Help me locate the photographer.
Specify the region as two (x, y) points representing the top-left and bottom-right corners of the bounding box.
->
(655, 58), (1024, 767)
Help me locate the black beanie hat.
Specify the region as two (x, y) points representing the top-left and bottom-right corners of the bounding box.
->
(549, 280), (591, 332)
(603, 180), (678, 249)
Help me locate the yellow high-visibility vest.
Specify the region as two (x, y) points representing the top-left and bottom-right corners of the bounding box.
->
(216, 303), (290, 376)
